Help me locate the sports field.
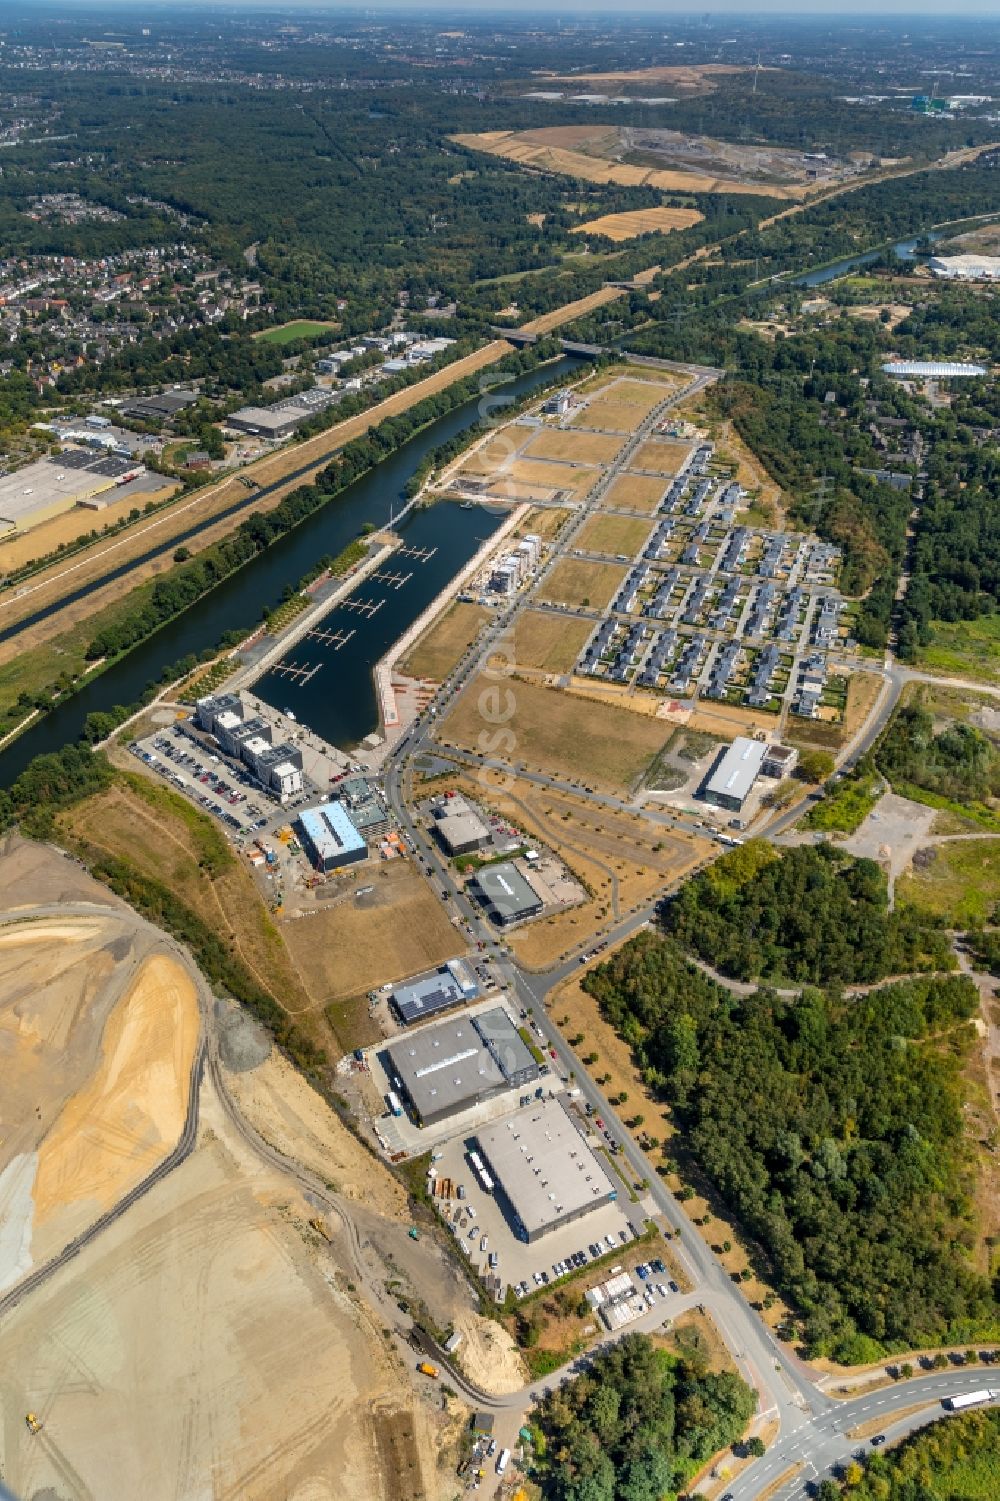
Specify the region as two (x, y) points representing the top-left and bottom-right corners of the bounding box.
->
(600, 474), (668, 513)
(255, 319), (339, 344)
(538, 558), (626, 609)
(441, 675), (672, 792)
(577, 513), (651, 558)
(571, 205), (704, 242)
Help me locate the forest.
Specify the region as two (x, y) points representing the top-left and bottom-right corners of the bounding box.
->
(583, 933), (998, 1361)
(662, 842), (953, 985)
(528, 1333), (754, 1501)
(876, 698), (1000, 814)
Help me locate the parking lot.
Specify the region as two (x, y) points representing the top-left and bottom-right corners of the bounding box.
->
(128, 726), (287, 841)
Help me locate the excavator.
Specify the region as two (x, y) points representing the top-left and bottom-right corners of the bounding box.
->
(25, 1413), (42, 1435)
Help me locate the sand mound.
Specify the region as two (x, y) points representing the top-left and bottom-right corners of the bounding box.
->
(33, 952), (200, 1233)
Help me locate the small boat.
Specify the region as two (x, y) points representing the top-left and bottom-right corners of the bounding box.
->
(460, 500), (475, 509)
(285, 709), (297, 722)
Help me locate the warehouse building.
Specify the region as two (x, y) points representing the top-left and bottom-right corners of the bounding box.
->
(296, 802), (367, 872)
(473, 1007), (540, 1090)
(471, 861), (544, 927)
(391, 960), (480, 1027)
(383, 1014), (507, 1127)
(930, 253), (1000, 282)
(702, 736), (767, 813)
(475, 1099), (617, 1243)
(225, 403), (311, 439)
(119, 389), (198, 424)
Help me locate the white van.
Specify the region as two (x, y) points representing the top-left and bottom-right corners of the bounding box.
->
(495, 1449), (510, 1476)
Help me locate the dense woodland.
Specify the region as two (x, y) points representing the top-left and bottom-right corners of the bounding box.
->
(584, 933), (998, 1360)
(529, 1333), (754, 1501)
(663, 842), (953, 985)
(876, 699), (1000, 809)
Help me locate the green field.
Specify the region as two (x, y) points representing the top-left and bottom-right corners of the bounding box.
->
(918, 614), (1000, 683)
(255, 320), (338, 345)
(896, 837), (1000, 927)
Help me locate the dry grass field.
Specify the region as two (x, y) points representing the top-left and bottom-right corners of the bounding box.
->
(600, 474), (668, 512)
(280, 860), (465, 1011)
(440, 674), (672, 791)
(521, 505), (572, 540)
(400, 601), (491, 681)
(577, 512), (651, 557)
(572, 205), (704, 241)
(506, 609), (593, 673)
(455, 454), (596, 502)
(523, 427), (624, 466)
(518, 285), (626, 335)
(453, 129), (810, 200)
(59, 774), (316, 1025)
(537, 557), (626, 608)
(629, 438), (692, 474)
(544, 63), (748, 91)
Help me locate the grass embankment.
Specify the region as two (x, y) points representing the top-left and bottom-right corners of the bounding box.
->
(57, 771), (327, 1067)
(897, 838), (1000, 927)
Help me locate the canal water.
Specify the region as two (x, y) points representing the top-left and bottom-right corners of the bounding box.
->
(253, 499), (504, 747)
(0, 356), (579, 784)
(794, 230), (947, 287)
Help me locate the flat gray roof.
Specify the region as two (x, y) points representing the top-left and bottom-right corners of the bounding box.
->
(472, 861), (542, 922)
(473, 1006), (538, 1082)
(436, 810), (490, 850)
(705, 735), (767, 803)
(386, 1015), (504, 1119)
(476, 1099), (616, 1239)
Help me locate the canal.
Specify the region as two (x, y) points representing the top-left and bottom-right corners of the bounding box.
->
(793, 230), (947, 287)
(0, 355), (580, 785)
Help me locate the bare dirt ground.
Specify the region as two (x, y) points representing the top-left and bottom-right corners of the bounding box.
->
(0, 1074), (419, 1501)
(0, 840), (202, 1294)
(453, 129), (811, 201)
(280, 859), (466, 1010)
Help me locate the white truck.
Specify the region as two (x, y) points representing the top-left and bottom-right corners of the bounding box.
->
(495, 1448), (510, 1476)
(943, 1389), (997, 1411)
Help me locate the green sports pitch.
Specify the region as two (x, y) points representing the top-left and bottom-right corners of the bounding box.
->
(255, 320), (337, 345)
